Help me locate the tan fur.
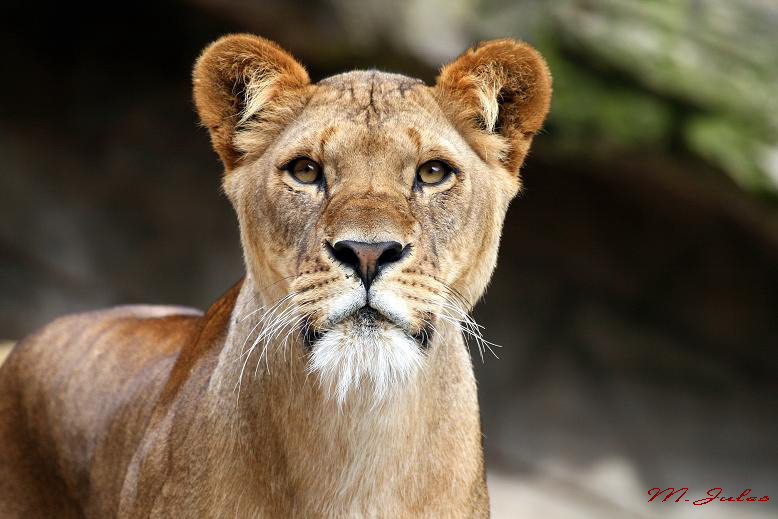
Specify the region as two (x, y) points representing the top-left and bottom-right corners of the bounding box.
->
(0, 35), (551, 518)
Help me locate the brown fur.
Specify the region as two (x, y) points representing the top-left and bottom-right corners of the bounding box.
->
(0, 35), (551, 518)
(436, 39), (552, 174)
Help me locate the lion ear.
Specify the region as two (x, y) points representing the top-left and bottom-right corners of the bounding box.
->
(435, 39), (552, 174)
(193, 34), (310, 170)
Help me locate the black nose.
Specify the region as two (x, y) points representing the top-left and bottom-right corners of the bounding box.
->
(329, 240), (406, 288)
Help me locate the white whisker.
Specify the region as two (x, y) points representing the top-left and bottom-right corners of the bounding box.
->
(234, 292), (300, 401)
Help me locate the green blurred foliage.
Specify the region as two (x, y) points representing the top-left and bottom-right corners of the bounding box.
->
(543, 0), (778, 197)
(538, 38), (675, 155)
(686, 115), (777, 194)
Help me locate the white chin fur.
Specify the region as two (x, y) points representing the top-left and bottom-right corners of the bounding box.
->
(307, 322), (424, 406)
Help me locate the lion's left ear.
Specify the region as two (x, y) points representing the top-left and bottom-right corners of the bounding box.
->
(435, 39), (552, 174)
(193, 34), (311, 171)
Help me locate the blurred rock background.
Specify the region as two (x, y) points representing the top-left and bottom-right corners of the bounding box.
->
(1, 1), (776, 517)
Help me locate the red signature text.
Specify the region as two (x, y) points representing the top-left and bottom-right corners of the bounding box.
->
(648, 488), (769, 505)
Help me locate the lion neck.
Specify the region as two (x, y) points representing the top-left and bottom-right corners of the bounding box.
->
(204, 275), (485, 517)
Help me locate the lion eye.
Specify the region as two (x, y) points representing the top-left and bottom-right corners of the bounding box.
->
(287, 158), (322, 184)
(416, 160), (453, 186)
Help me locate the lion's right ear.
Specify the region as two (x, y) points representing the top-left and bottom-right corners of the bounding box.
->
(193, 34), (310, 170)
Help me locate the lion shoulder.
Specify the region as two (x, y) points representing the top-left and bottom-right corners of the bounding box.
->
(1, 304), (204, 432)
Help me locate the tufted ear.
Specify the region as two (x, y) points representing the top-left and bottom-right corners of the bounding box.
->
(435, 39), (552, 174)
(193, 34), (310, 171)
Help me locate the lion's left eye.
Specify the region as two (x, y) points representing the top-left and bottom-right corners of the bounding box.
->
(416, 160), (453, 186)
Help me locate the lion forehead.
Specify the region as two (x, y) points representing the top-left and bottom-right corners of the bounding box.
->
(309, 70), (434, 124)
(317, 70), (424, 93)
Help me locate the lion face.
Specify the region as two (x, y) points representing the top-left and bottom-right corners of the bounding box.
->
(193, 36), (551, 403)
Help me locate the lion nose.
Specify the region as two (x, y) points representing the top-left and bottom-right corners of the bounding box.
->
(330, 240), (407, 289)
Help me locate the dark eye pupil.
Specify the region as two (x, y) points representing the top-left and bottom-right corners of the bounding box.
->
(417, 160), (451, 185)
(286, 158), (322, 184)
(297, 161), (313, 173)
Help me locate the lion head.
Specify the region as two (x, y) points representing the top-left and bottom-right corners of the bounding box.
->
(193, 35), (551, 404)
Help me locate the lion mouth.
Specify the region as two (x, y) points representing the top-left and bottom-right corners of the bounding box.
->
(302, 327), (325, 350)
(302, 305), (431, 349)
(354, 305), (383, 324)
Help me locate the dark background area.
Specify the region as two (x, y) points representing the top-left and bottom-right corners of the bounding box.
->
(1, 1), (776, 517)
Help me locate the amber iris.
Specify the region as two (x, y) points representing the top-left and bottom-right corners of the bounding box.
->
(288, 158), (322, 184)
(416, 160), (452, 185)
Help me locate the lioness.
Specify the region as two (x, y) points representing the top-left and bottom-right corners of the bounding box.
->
(0, 35), (550, 518)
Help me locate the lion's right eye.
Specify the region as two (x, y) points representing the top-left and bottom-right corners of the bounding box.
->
(286, 158), (322, 184)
